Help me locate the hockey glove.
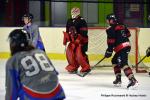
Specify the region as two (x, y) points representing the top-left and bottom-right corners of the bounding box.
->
(146, 47), (150, 57)
(105, 50), (112, 58)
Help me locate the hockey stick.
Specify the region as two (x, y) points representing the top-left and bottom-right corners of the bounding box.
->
(93, 57), (106, 67)
(132, 55), (147, 73)
(76, 57), (106, 77)
(135, 55), (147, 66)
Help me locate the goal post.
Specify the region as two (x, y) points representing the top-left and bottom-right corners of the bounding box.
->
(87, 27), (147, 73)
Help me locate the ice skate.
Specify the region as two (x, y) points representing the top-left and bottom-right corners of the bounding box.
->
(113, 75), (122, 87)
(127, 77), (138, 89)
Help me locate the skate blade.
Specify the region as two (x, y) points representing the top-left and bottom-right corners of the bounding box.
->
(114, 83), (122, 87)
(76, 70), (91, 77)
(128, 82), (139, 90)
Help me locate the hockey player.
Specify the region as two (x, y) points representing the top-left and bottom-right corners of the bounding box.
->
(63, 7), (91, 74)
(105, 14), (138, 88)
(146, 47), (150, 76)
(5, 29), (65, 100)
(22, 13), (45, 51)
(146, 15), (150, 76)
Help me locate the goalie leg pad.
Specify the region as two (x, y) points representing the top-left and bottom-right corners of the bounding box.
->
(65, 65), (78, 73)
(65, 42), (79, 72)
(76, 45), (90, 72)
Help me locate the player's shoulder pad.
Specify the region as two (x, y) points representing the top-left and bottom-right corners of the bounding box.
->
(6, 51), (21, 67)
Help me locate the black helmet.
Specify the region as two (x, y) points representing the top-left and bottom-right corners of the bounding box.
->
(8, 29), (31, 55)
(22, 13), (34, 20)
(106, 14), (118, 21)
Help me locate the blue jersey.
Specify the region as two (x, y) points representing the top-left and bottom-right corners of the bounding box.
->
(5, 49), (65, 100)
(23, 23), (45, 51)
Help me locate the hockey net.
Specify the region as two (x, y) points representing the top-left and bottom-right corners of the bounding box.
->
(87, 27), (148, 73)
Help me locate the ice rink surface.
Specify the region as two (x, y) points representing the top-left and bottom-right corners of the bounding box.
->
(0, 59), (150, 100)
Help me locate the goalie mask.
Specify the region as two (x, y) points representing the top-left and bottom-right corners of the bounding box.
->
(71, 7), (80, 19)
(8, 29), (31, 55)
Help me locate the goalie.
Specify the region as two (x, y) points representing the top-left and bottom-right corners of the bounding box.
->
(63, 7), (91, 74)
(105, 14), (138, 88)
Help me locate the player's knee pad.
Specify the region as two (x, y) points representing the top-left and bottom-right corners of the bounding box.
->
(66, 43), (78, 67)
(75, 45), (90, 69)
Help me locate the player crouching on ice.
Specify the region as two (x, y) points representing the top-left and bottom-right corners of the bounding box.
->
(105, 14), (138, 89)
(6, 29), (65, 100)
(63, 7), (91, 74)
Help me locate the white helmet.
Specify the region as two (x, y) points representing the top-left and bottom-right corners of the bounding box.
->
(71, 7), (80, 19)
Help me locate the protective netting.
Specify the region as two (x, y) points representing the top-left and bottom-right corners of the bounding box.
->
(87, 27), (147, 72)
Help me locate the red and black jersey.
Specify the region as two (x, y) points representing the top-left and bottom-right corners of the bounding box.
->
(66, 16), (88, 52)
(66, 16), (88, 38)
(106, 23), (131, 53)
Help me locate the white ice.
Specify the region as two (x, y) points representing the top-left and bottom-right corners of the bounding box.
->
(0, 59), (150, 100)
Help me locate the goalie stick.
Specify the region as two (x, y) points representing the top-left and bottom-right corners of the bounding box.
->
(76, 57), (106, 77)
